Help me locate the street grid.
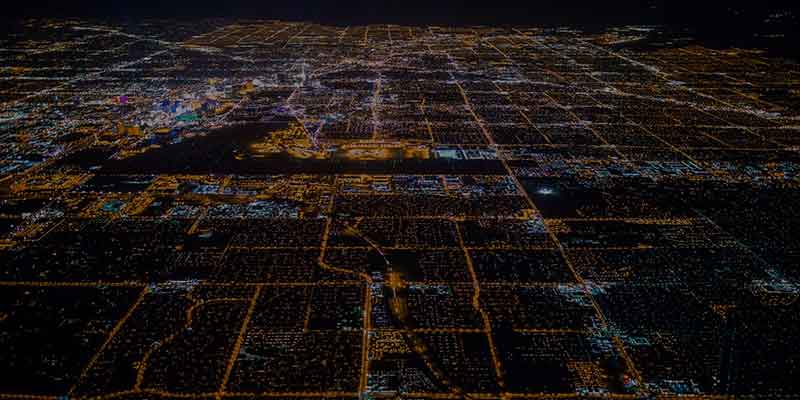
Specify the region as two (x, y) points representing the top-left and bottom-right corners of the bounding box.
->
(1, 19), (800, 400)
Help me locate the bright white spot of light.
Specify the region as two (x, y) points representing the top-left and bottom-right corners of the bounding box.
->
(537, 187), (554, 195)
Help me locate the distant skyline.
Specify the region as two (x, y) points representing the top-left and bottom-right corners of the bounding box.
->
(5, 1), (798, 58)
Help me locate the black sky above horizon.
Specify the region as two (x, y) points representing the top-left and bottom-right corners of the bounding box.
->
(4, 0), (799, 47)
(3, 1), (796, 22)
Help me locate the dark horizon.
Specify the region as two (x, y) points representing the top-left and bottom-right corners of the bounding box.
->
(3, 1), (797, 26)
(5, 1), (799, 55)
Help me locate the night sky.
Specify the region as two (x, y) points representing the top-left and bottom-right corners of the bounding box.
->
(1, 1), (794, 23)
(4, 1), (800, 52)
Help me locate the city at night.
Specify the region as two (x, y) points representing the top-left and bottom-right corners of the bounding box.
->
(1, 2), (800, 399)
